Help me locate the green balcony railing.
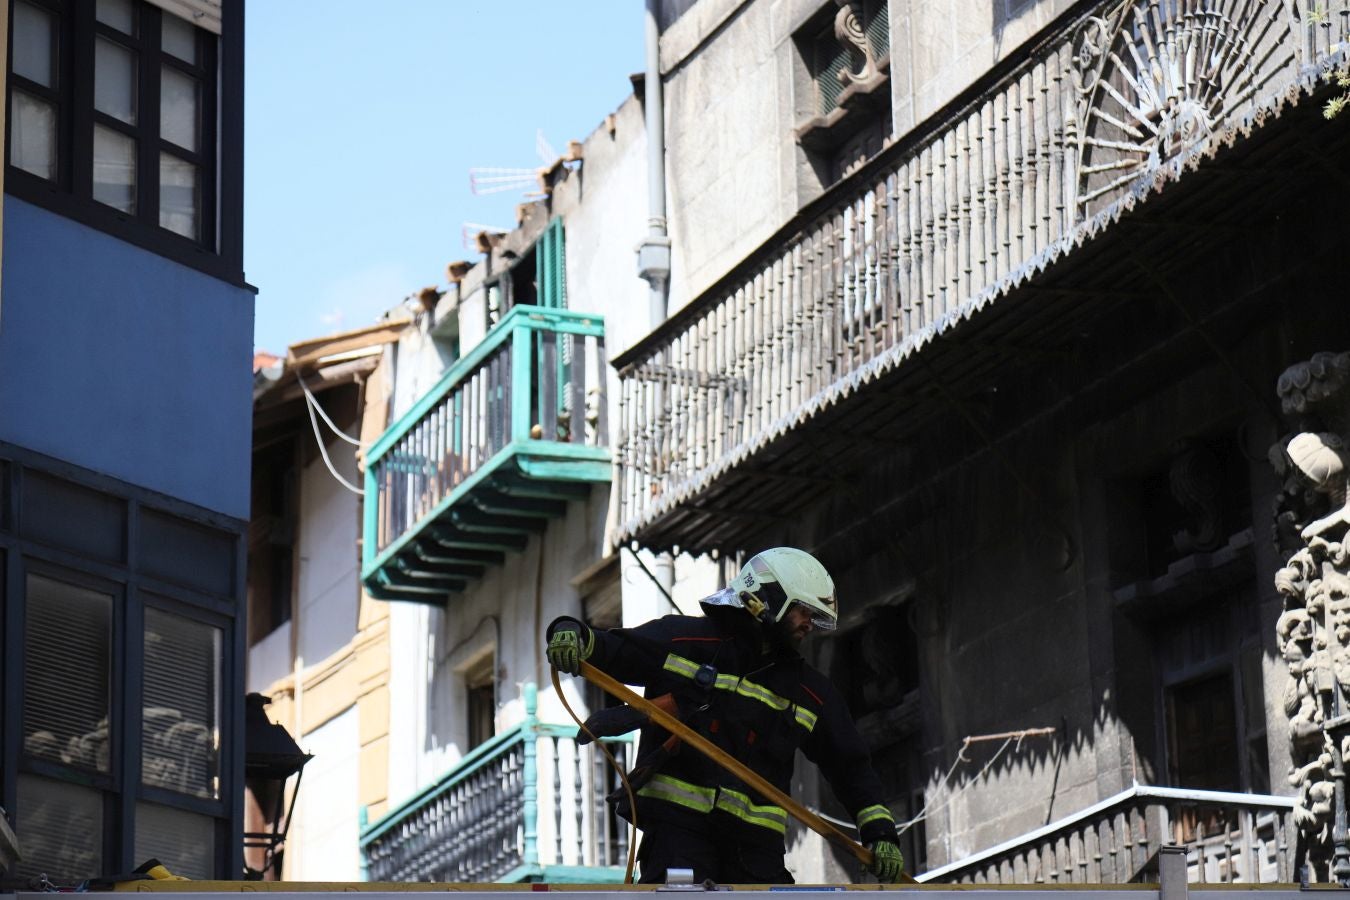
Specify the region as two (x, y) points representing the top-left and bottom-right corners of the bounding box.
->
(359, 684), (634, 884)
(362, 306), (610, 602)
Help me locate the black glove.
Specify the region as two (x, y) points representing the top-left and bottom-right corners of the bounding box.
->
(867, 840), (904, 883)
(546, 620), (593, 675)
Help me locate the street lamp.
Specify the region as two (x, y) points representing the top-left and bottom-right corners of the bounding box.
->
(242, 693), (311, 880)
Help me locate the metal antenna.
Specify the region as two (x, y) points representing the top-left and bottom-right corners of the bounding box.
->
(468, 129), (562, 197)
(460, 223), (509, 252)
(468, 167), (540, 196)
(535, 128), (557, 164)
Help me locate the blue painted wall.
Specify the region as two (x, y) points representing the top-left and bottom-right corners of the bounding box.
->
(0, 197), (254, 520)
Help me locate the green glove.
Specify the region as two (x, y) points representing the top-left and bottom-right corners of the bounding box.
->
(867, 841), (904, 883)
(546, 621), (593, 675)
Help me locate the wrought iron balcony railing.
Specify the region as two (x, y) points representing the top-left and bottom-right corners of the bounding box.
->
(362, 306), (610, 602)
(359, 684), (634, 884)
(917, 784), (1295, 885)
(612, 0), (1350, 551)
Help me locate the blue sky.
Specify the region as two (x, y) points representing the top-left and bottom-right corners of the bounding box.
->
(245, 2), (647, 354)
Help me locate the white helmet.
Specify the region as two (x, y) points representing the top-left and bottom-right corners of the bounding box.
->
(734, 547), (837, 631)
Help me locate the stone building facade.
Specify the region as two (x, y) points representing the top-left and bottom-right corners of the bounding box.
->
(613, 0), (1350, 884)
(298, 0), (1350, 885)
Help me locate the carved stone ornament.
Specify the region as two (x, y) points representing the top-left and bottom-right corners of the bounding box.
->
(1274, 351), (1350, 883)
(1073, 0), (1261, 215)
(832, 0), (882, 90)
(1168, 439), (1223, 555)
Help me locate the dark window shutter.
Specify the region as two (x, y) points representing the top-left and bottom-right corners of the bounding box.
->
(142, 607), (222, 799)
(23, 575), (113, 773)
(814, 1), (889, 116)
(535, 217), (566, 310)
(134, 802), (216, 879)
(14, 775), (105, 883)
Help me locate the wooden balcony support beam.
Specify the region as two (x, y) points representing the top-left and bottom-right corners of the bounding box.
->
(429, 524), (529, 553)
(469, 490), (568, 519)
(489, 474), (592, 501)
(449, 507), (548, 535)
(411, 541), (507, 567)
(393, 556), (486, 580)
(381, 568), (467, 594)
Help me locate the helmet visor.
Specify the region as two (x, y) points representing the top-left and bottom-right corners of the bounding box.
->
(797, 597), (837, 631)
(749, 584), (836, 631)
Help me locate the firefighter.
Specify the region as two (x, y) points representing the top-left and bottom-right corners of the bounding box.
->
(546, 547), (905, 885)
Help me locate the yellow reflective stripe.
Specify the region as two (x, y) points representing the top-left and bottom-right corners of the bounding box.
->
(663, 653), (701, 678)
(637, 774), (788, 836)
(713, 673), (739, 691)
(733, 679), (790, 711)
(857, 804), (895, 828)
(716, 788), (788, 834)
(665, 654), (817, 731)
(637, 774), (715, 813)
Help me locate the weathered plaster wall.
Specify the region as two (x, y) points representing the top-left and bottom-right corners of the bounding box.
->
(297, 433), (362, 666)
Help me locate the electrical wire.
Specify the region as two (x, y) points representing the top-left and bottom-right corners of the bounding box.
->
(300, 375), (365, 496)
(622, 546), (681, 614)
(296, 371), (367, 446)
(897, 737), (1014, 836)
(551, 666), (639, 883)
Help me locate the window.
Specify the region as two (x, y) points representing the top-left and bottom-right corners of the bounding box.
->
(248, 438), (298, 645)
(1138, 436), (1252, 579)
(794, 0), (892, 184)
(18, 572), (114, 883)
(807, 0), (889, 119)
(465, 655), (495, 751)
(1159, 590), (1269, 804)
(6, 0), (241, 280)
(0, 451), (243, 882)
(484, 218), (567, 330)
(142, 606), (221, 799)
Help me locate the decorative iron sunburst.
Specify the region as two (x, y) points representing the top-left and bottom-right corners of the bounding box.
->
(1070, 0), (1283, 216)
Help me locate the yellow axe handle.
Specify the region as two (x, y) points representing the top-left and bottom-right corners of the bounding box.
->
(578, 659), (915, 883)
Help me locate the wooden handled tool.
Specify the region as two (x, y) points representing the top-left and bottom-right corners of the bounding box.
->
(577, 660), (916, 883)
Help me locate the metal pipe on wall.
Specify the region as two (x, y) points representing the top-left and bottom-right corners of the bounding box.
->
(637, 0), (671, 330)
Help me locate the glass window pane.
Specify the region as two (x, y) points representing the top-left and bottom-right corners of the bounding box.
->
(15, 775), (104, 883)
(143, 607), (221, 799)
(94, 38), (137, 125)
(159, 154), (199, 240)
(96, 0), (136, 34)
(161, 14), (198, 65)
(23, 575), (112, 773)
(160, 66), (199, 152)
(93, 125), (137, 214)
(11, 91), (57, 180)
(135, 804), (214, 880)
(13, 1), (56, 88)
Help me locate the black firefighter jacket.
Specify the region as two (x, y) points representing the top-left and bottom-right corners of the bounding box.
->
(547, 606), (899, 854)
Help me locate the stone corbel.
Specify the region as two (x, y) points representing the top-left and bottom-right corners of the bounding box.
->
(832, 0), (884, 91)
(795, 0), (892, 153)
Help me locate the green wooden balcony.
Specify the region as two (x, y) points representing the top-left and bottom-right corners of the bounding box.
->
(359, 684), (633, 883)
(362, 306), (609, 603)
